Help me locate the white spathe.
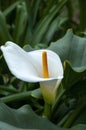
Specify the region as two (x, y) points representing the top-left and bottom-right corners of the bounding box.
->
(1, 41), (63, 82)
(1, 41), (63, 104)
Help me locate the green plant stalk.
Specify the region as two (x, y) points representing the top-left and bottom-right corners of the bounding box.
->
(79, 0), (86, 31)
(63, 100), (86, 128)
(43, 102), (51, 119)
(1, 91), (32, 103)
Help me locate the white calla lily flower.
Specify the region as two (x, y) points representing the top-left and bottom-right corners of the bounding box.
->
(1, 41), (63, 104)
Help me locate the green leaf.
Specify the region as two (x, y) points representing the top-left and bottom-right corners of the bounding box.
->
(48, 29), (86, 70)
(0, 101), (85, 130)
(62, 98), (86, 128)
(0, 101), (62, 130)
(48, 29), (86, 89)
(0, 11), (12, 44)
(43, 16), (68, 43)
(70, 78), (86, 98)
(72, 108), (86, 126)
(0, 122), (25, 130)
(3, 1), (20, 16)
(70, 124), (86, 130)
(48, 30), (86, 127)
(13, 3), (28, 44)
(62, 61), (86, 89)
(23, 44), (33, 52)
(32, 0), (67, 45)
(1, 91), (31, 103)
(31, 0), (41, 26)
(31, 88), (42, 99)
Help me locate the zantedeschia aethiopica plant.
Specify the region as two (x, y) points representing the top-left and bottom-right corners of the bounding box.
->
(1, 41), (63, 104)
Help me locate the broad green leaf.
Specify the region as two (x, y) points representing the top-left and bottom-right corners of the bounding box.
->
(48, 29), (86, 89)
(70, 124), (86, 130)
(48, 30), (86, 127)
(48, 29), (86, 70)
(0, 101), (62, 130)
(0, 121), (31, 130)
(0, 101), (85, 130)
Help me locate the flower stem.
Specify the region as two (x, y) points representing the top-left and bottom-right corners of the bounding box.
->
(43, 102), (51, 119)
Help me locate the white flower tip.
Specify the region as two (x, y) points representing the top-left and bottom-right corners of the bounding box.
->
(1, 41), (17, 52)
(5, 41), (15, 47)
(1, 41), (8, 48)
(1, 41), (15, 48)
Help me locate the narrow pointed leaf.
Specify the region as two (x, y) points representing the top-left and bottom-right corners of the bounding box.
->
(32, 0), (67, 44)
(0, 11), (12, 44)
(13, 3), (28, 44)
(3, 1), (20, 16)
